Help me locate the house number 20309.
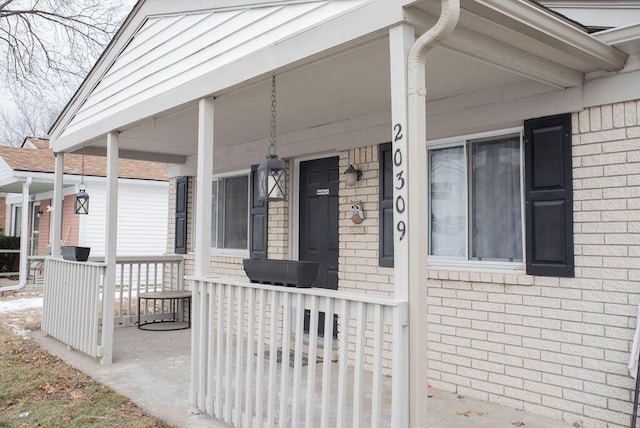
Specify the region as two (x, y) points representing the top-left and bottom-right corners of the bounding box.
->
(393, 123), (406, 241)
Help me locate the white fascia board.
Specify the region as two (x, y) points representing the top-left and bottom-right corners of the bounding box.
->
(50, 0), (403, 153)
(596, 22), (640, 46)
(471, 0), (627, 71)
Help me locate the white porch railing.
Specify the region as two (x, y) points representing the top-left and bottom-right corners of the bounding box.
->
(190, 276), (409, 428)
(89, 255), (185, 326)
(42, 258), (105, 358)
(42, 255), (185, 361)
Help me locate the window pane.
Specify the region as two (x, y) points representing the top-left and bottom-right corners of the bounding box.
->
(223, 176), (248, 249)
(471, 135), (522, 261)
(430, 146), (466, 257)
(211, 181), (218, 247)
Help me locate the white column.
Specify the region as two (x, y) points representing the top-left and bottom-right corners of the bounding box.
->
(51, 152), (64, 256)
(101, 133), (119, 365)
(389, 23), (414, 428)
(19, 177), (31, 285)
(194, 97), (214, 277)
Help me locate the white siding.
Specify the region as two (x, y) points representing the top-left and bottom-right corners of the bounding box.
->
(59, 1), (367, 140)
(80, 181), (169, 257)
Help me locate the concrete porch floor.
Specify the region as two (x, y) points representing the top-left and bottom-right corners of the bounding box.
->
(31, 326), (574, 428)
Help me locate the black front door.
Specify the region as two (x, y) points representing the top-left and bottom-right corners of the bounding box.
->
(299, 157), (339, 337)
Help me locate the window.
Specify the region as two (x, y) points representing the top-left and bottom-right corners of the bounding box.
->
(211, 175), (249, 250)
(428, 131), (523, 263)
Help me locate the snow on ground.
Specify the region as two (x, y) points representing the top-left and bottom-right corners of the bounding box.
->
(0, 296), (43, 314)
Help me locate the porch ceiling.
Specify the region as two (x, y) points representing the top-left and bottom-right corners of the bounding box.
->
(50, 0), (626, 169)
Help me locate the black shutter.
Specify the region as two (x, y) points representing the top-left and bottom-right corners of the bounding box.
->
(379, 143), (394, 267)
(524, 114), (574, 277)
(175, 176), (188, 254)
(250, 165), (268, 259)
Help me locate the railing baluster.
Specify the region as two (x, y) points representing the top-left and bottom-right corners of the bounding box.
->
(353, 301), (365, 428)
(291, 294), (304, 426)
(215, 282), (224, 417)
(224, 284), (234, 423)
(206, 282), (216, 414)
(244, 287), (256, 427)
(279, 292), (292, 427)
(320, 297), (334, 428)
(372, 304), (383, 428)
(255, 288), (267, 426)
(198, 280), (208, 412)
(336, 299), (349, 428)
(190, 281), (201, 407)
(266, 290), (278, 428)
(306, 295), (319, 427)
(234, 287), (245, 425)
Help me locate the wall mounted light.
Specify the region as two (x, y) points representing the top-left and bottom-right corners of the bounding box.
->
(344, 164), (362, 187)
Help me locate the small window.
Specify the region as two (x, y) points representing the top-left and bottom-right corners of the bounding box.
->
(428, 131), (523, 263)
(211, 175), (249, 250)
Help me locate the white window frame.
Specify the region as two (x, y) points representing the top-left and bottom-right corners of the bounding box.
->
(211, 169), (251, 257)
(426, 127), (526, 272)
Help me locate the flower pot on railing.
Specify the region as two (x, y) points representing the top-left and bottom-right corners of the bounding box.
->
(242, 259), (320, 288)
(61, 246), (91, 262)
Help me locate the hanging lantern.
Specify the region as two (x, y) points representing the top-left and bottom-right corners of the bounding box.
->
(258, 75), (287, 201)
(74, 148), (89, 214)
(74, 183), (89, 215)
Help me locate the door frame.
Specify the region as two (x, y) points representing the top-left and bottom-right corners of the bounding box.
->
(291, 152), (341, 261)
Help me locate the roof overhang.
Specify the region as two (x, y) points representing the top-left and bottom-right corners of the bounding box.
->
(49, 0), (627, 158)
(0, 176), (73, 195)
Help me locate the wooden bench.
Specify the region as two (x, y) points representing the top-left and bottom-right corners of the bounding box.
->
(137, 290), (192, 331)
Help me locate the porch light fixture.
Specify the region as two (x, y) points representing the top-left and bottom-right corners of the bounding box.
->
(344, 164), (362, 187)
(257, 75), (287, 201)
(74, 149), (89, 215)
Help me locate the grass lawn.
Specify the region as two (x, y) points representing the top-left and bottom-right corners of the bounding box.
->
(0, 298), (173, 428)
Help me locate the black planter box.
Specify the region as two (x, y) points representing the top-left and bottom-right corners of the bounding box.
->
(243, 259), (320, 288)
(61, 246), (91, 262)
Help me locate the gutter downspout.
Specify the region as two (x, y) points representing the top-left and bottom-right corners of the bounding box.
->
(0, 177), (32, 294)
(407, 1), (459, 426)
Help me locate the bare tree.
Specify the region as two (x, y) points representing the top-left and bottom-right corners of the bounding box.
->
(0, 0), (133, 146)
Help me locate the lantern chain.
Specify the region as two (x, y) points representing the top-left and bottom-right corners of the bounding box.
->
(269, 75), (277, 156)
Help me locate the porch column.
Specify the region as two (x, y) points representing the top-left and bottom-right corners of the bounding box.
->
(19, 177), (31, 285)
(191, 97), (214, 409)
(194, 97), (214, 277)
(101, 132), (119, 365)
(51, 152), (64, 256)
(389, 24), (414, 428)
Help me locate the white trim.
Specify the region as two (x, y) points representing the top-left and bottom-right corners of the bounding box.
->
(211, 248), (251, 258)
(292, 152), (340, 261)
(427, 257), (526, 273)
(427, 126), (523, 147)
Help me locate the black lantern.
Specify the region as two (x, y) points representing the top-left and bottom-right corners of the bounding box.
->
(258, 75), (287, 201)
(74, 148), (89, 214)
(74, 183), (89, 215)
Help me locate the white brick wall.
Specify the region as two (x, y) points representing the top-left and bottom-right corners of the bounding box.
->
(427, 101), (640, 427)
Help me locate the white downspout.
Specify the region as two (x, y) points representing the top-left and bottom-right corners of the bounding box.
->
(406, 1), (459, 427)
(0, 177), (32, 293)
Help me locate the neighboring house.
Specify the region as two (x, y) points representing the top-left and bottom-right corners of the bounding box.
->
(0, 137), (169, 264)
(39, 0), (640, 427)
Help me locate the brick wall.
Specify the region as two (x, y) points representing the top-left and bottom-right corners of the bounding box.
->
(425, 101), (640, 427)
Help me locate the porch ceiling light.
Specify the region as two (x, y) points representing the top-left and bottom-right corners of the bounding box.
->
(74, 148), (89, 215)
(344, 164), (362, 187)
(258, 75), (287, 202)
